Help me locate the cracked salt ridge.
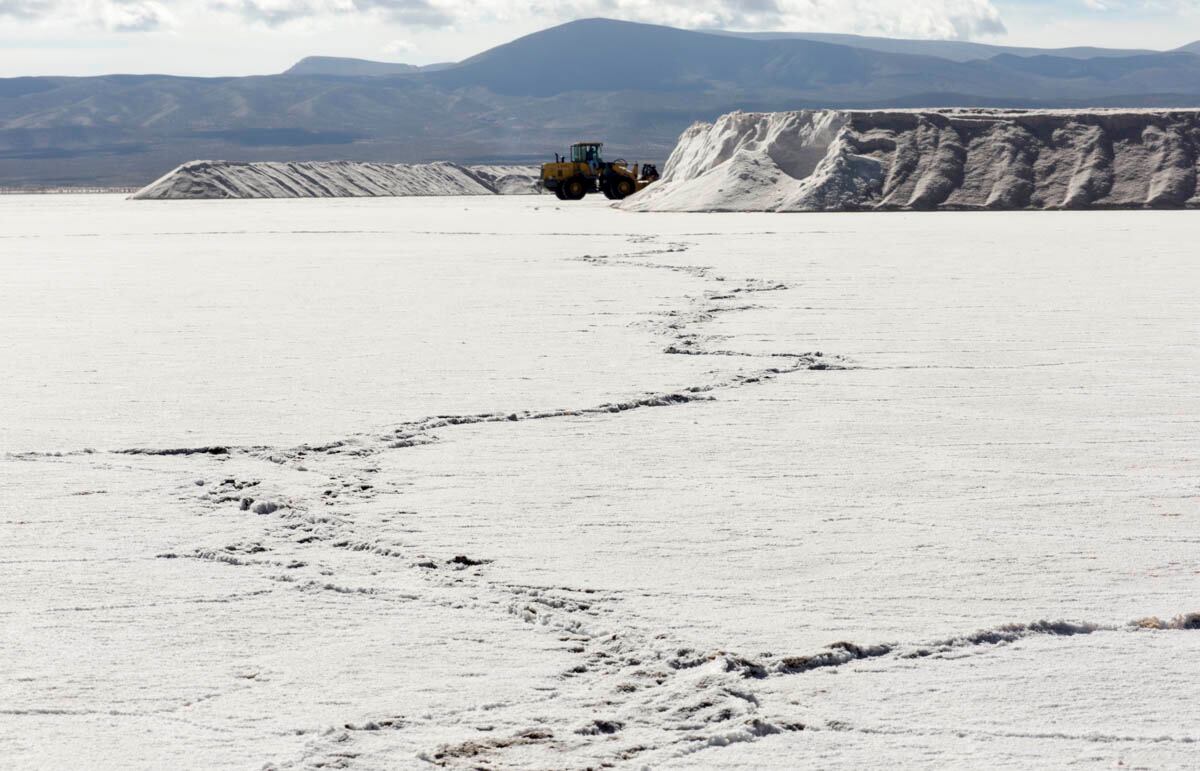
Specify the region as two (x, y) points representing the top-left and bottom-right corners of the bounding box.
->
(238, 484), (1200, 763)
(63, 231), (1193, 768)
(732, 613), (1200, 678)
(222, 446), (1197, 768)
(813, 719), (1200, 748)
(3, 236), (844, 465)
(115, 445), (235, 456)
(77, 235), (1137, 765)
(184, 484), (1196, 755)
(318, 545), (1200, 768)
(539, 612), (1200, 761)
(121, 382), (739, 463)
(142, 237), (865, 766)
(107, 238), (851, 464)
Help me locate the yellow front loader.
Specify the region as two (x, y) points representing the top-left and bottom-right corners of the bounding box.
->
(541, 142), (659, 201)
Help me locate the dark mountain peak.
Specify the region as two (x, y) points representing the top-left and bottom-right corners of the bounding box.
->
(457, 16), (730, 64)
(520, 17), (690, 35)
(284, 56), (420, 77)
(428, 18), (873, 96)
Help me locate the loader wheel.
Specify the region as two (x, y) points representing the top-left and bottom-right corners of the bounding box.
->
(610, 177), (636, 199)
(600, 183), (616, 200)
(554, 187), (567, 200)
(563, 177), (587, 200)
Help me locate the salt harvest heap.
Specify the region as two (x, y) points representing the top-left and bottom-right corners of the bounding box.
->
(130, 160), (540, 199)
(621, 109), (1200, 212)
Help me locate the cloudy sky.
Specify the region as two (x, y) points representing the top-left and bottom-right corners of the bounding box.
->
(0, 0), (1198, 76)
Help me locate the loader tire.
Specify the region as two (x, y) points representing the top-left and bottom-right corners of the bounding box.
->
(563, 177), (587, 200)
(610, 177), (636, 200)
(554, 187), (567, 200)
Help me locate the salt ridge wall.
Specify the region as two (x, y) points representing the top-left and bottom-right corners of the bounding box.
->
(622, 109), (1200, 212)
(130, 160), (541, 200)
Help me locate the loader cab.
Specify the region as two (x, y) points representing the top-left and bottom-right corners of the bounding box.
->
(570, 142), (603, 165)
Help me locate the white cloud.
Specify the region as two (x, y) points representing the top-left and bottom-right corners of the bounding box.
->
(0, 0), (55, 19)
(382, 37), (415, 54)
(1, 0), (174, 29)
(94, 0), (175, 31)
(1081, 0), (1200, 10)
(2, 0), (1008, 40)
(214, 0), (453, 27)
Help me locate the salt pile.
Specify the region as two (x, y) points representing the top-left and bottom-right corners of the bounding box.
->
(622, 109), (1200, 212)
(130, 160), (540, 200)
(462, 164), (544, 196)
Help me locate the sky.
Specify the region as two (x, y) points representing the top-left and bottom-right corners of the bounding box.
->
(0, 0), (1198, 77)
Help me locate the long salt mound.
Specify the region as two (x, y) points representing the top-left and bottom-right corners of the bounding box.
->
(130, 160), (540, 200)
(622, 109), (1200, 212)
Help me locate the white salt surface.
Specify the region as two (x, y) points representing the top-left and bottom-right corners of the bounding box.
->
(2, 195), (1198, 769)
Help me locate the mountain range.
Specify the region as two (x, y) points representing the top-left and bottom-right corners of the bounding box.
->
(2, 18), (1199, 187)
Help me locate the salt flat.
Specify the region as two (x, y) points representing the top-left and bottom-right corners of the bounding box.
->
(2, 194), (1197, 769)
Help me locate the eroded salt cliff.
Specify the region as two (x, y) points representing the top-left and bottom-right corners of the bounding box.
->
(622, 109), (1200, 211)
